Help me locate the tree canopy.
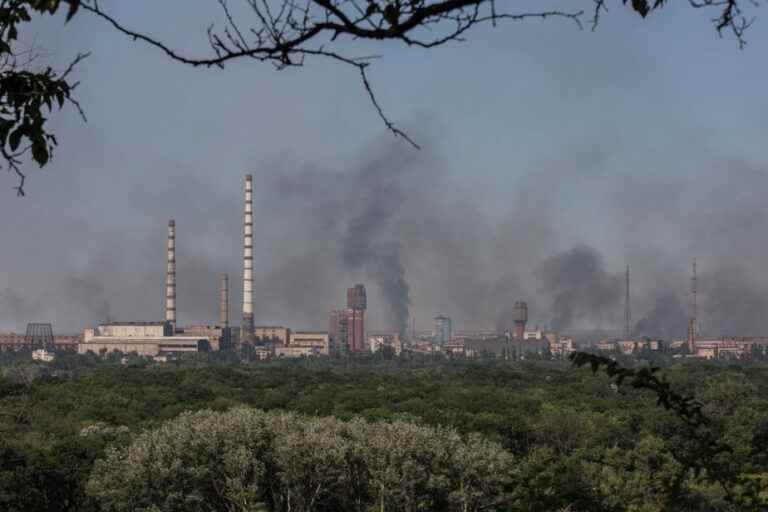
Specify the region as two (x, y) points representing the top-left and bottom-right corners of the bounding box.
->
(2, 354), (768, 510)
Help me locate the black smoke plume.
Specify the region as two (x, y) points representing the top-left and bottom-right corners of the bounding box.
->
(340, 156), (411, 336)
(633, 290), (686, 340)
(7, 127), (768, 340)
(540, 245), (622, 331)
(0, 288), (41, 326)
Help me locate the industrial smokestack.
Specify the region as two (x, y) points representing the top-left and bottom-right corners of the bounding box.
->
(219, 273), (229, 328)
(242, 174), (254, 340)
(512, 301), (528, 340)
(165, 219), (176, 332)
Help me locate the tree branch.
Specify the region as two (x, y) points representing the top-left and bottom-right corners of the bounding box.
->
(78, 0), (760, 148)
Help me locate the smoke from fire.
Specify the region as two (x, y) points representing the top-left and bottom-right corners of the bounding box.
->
(2, 126), (768, 339)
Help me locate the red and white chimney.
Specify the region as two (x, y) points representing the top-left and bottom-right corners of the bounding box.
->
(242, 175), (254, 339)
(165, 219), (177, 332)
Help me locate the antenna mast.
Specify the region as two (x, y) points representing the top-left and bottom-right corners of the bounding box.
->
(687, 258), (697, 353)
(624, 264), (631, 339)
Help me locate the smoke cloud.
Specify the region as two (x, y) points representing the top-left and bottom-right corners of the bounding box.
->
(0, 288), (41, 326)
(4, 1), (768, 343)
(539, 245), (622, 332)
(3, 127), (768, 340)
(633, 290), (686, 340)
(340, 154), (412, 336)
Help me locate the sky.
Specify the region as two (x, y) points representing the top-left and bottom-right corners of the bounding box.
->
(2, 1), (768, 338)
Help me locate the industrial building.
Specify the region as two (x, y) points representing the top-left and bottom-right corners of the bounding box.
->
(79, 321), (210, 357)
(595, 339), (665, 355)
(346, 284), (366, 351)
(452, 330), (497, 340)
(329, 284), (367, 353)
(329, 309), (348, 351)
(512, 301), (528, 340)
(0, 332), (79, 352)
(77, 216), (233, 357)
(32, 349), (55, 362)
(275, 345), (321, 358)
(433, 315), (452, 345)
(178, 325), (229, 351)
(431, 302), (549, 359)
(462, 335), (549, 359)
(685, 337), (768, 360)
(369, 333), (402, 355)
(288, 331), (331, 355)
(253, 326), (291, 345)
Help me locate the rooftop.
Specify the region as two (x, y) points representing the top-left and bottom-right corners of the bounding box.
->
(101, 321), (167, 326)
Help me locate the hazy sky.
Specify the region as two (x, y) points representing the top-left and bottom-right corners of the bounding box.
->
(2, 1), (768, 336)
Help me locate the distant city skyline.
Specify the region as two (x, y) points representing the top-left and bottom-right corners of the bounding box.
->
(2, 3), (768, 337)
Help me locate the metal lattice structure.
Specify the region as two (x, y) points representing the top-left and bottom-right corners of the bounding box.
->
(624, 265), (631, 340)
(687, 258), (698, 352)
(24, 322), (54, 350)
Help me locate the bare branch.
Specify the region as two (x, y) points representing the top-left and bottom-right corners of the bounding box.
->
(81, 0), (586, 146)
(78, 0), (760, 147)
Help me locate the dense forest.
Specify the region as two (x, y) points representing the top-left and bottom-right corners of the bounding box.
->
(1, 352), (767, 511)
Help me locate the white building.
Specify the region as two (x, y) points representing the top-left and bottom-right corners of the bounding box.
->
(32, 349), (55, 362)
(275, 346), (320, 358)
(289, 331), (330, 355)
(369, 334), (403, 355)
(79, 321), (211, 357)
(549, 337), (575, 357)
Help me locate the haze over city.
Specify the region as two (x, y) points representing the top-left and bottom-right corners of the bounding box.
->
(2, 1), (768, 339)
(5, 2), (768, 511)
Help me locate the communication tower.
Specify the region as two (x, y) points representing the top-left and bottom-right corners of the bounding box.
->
(624, 265), (631, 340)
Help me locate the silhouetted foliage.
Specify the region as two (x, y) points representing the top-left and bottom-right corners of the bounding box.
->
(0, 0), (86, 195)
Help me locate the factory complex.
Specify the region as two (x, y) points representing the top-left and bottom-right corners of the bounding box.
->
(3, 175), (767, 363)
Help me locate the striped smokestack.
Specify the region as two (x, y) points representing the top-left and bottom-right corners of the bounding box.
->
(242, 175), (254, 339)
(219, 273), (229, 328)
(165, 219), (177, 332)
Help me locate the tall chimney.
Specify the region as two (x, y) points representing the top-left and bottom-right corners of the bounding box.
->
(219, 273), (229, 328)
(242, 174), (254, 340)
(165, 219), (176, 332)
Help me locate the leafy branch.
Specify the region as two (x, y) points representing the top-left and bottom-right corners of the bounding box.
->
(569, 351), (763, 508)
(0, 0), (86, 196)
